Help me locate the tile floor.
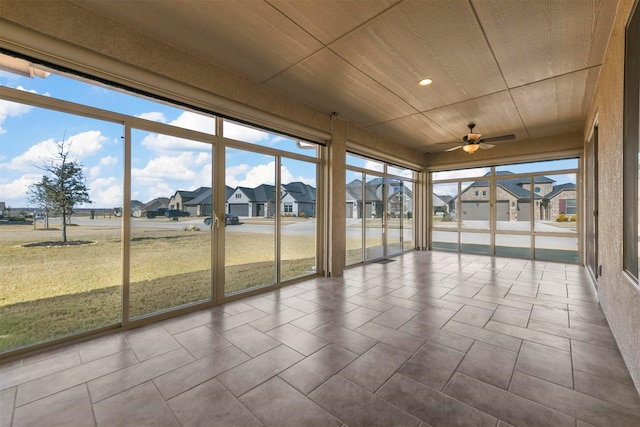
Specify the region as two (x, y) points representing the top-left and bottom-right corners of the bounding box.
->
(2, 251), (640, 426)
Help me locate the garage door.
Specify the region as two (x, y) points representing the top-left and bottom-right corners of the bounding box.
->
(496, 201), (509, 221)
(228, 204), (248, 216)
(461, 201), (489, 220)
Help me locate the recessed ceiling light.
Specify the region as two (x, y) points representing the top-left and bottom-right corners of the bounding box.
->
(418, 78), (433, 86)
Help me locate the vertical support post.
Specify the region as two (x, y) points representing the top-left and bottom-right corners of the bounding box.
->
(327, 118), (347, 276)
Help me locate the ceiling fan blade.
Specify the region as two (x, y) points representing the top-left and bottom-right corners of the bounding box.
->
(445, 145), (463, 152)
(479, 143), (495, 149)
(480, 134), (515, 143)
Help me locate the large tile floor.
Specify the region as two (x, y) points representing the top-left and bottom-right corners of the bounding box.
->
(2, 251), (640, 426)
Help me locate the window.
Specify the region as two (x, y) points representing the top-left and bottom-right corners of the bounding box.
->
(432, 159), (579, 262)
(346, 153), (416, 265)
(0, 51), (324, 355)
(284, 202), (293, 213)
(623, 0), (639, 281)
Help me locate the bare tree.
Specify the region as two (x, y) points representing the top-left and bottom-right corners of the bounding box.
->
(28, 139), (92, 242)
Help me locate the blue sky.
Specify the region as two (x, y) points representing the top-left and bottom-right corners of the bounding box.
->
(0, 67), (317, 209)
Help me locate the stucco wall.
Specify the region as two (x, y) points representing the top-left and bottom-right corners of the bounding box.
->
(584, 0), (640, 391)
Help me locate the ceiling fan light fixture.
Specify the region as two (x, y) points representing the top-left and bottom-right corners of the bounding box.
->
(462, 144), (480, 153)
(467, 132), (481, 142)
(418, 78), (433, 86)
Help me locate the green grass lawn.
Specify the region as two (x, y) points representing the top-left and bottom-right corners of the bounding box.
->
(0, 223), (317, 352)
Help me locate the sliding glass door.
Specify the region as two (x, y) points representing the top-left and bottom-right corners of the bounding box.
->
(345, 154), (416, 265)
(129, 128), (214, 319)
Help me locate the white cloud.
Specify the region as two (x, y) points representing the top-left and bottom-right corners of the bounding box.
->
(136, 111), (167, 123)
(88, 176), (122, 207)
(225, 161), (315, 188)
(171, 111), (216, 133)
(281, 168), (316, 187)
(0, 173), (42, 206)
(0, 99), (32, 134)
(138, 111), (216, 154)
(223, 121), (270, 143)
(0, 85), (49, 133)
(364, 160), (384, 172)
(89, 165), (101, 179)
(141, 132), (212, 153)
(131, 152), (212, 202)
(100, 155), (118, 166)
(432, 183), (459, 197)
(146, 182), (174, 201)
(237, 161), (275, 187)
(432, 168), (489, 181)
(1, 130), (106, 172)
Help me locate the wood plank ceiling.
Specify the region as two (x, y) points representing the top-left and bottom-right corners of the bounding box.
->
(73, 0), (618, 153)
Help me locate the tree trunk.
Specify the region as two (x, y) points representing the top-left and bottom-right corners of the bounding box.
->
(61, 209), (67, 243)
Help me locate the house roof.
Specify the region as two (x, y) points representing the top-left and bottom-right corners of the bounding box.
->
(141, 197), (169, 211)
(172, 186), (211, 202)
(283, 182), (316, 203)
(432, 194), (447, 207)
(346, 179), (383, 202)
(225, 185), (234, 201)
(545, 182), (577, 199)
(464, 171), (555, 200)
(237, 184), (277, 202)
(187, 188), (212, 205)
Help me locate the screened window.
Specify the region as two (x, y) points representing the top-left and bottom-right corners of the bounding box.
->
(345, 152), (416, 265)
(431, 159), (579, 263)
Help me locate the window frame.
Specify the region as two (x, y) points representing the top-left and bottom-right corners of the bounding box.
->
(623, 0), (639, 282)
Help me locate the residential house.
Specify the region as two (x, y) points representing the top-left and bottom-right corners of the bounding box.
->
(228, 184), (277, 217)
(345, 178), (384, 219)
(281, 181), (316, 217)
(168, 187), (210, 216)
(457, 172), (576, 221)
(132, 197), (169, 218)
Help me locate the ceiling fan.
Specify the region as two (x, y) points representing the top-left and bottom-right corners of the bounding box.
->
(444, 123), (515, 153)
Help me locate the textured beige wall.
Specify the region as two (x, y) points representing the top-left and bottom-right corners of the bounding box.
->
(584, 0), (640, 391)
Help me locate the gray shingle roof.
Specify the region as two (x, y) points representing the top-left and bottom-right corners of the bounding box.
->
(283, 182), (316, 202)
(545, 182), (576, 199)
(466, 171), (554, 200)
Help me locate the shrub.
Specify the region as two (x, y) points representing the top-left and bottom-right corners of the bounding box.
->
(299, 212), (306, 218)
(185, 225), (200, 231)
(570, 214), (577, 222)
(556, 214), (568, 222)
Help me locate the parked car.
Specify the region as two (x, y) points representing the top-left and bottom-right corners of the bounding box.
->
(225, 213), (239, 225)
(203, 214), (240, 226)
(165, 209), (190, 219)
